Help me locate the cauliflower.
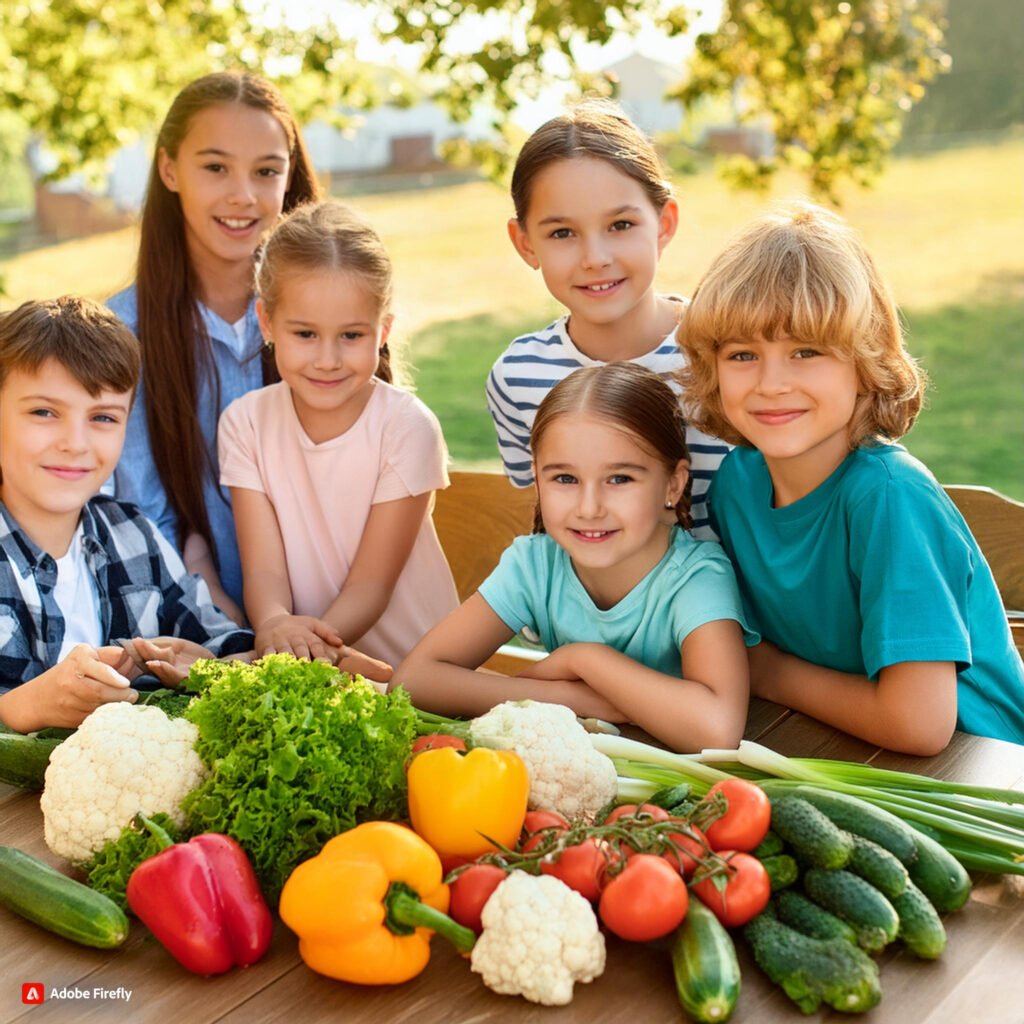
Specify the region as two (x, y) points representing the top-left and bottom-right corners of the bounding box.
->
(469, 700), (618, 820)
(470, 872), (605, 1005)
(40, 702), (206, 863)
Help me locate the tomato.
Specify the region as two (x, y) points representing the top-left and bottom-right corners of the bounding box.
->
(598, 854), (689, 942)
(522, 810), (570, 834)
(604, 803), (670, 824)
(659, 823), (708, 879)
(541, 839), (614, 903)
(447, 863), (508, 934)
(702, 779), (772, 852)
(411, 734), (466, 753)
(691, 851), (771, 928)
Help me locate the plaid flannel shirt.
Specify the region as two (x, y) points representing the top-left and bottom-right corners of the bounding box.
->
(0, 496), (253, 691)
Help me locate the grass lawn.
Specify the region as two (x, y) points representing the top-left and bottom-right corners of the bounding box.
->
(2, 140), (1022, 497)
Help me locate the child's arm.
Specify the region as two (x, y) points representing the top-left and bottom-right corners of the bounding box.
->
(0, 645), (137, 732)
(396, 593), (628, 722)
(231, 487), (342, 660)
(516, 618), (750, 752)
(182, 532), (245, 626)
(318, 492), (432, 645)
(749, 642), (958, 755)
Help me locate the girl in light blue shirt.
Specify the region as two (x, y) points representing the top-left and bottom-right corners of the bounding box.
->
(109, 72), (319, 621)
(399, 362), (756, 753)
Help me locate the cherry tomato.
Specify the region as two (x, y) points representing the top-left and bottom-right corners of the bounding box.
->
(448, 863), (508, 934)
(411, 734), (466, 753)
(541, 839), (614, 902)
(702, 779), (772, 852)
(598, 854), (689, 942)
(691, 851), (771, 928)
(604, 803), (671, 824)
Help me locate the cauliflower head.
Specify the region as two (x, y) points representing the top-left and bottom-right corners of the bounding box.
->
(471, 872), (606, 1005)
(469, 700), (617, 820)
(40, 702), (207, 863)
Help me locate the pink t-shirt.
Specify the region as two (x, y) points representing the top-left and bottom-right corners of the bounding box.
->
(218, 380), (459, 666)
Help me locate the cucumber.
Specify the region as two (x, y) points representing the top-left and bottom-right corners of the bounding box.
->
(671, 898), (741, 1023)
(803, 868), (900, 953)
(0, 846), (129, 948)
(847, 834), (909, 900)
(907, 830), (971, 913)
(752, 830), (784, 859)
(891, 879), (947, 959)
(779, 785), (919, 865)
(0, 730), (66, 790)
(647, 782), (692, 811)
(775, 890), (858, 946)
(760, 854), (799, 891)
(770, 795), (854, 870)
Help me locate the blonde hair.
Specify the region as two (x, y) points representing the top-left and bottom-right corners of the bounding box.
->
(677, 200), (925, 448)
(256, 200), (395, 383)
(510, 98), (673, 223)
(530, 362), (692, 533)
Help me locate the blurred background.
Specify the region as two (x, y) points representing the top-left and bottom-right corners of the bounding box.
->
(1, 0), (1021, 497)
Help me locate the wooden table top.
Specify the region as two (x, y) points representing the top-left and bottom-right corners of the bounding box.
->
(3, 700), (1023, 1024)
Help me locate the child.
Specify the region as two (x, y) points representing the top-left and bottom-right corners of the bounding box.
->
(109, 71), (320, 623)
(486, 99), (731, 538)
(677, 200), (1024, 753)
(218, 200), (460, 668)
(0, 297), (254, 733)
(399, 362), (756, 753)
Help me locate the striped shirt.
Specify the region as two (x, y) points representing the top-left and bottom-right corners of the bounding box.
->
(485, 312), (732, 538)
(0, 497), (252, 691)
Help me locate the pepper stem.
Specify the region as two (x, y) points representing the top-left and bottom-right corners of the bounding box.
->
(385, 882), (476, 954)
(132, 813), (176, 851)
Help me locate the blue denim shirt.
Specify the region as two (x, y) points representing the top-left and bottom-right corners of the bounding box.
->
(108, 284), (266, 608)
(0, 498), (252, 691)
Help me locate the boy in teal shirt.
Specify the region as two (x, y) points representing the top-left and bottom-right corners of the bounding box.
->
(678, 201), (1024, 752)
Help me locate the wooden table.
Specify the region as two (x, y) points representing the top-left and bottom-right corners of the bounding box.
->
(3, 700), (1024, 1024)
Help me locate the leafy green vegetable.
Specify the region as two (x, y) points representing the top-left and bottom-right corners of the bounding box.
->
(137, 688), (193, 719)
(83, 812), (181, 911)
(181, 654), (418, 900)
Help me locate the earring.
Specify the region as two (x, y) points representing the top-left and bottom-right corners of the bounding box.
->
(665, 500), (675, 509)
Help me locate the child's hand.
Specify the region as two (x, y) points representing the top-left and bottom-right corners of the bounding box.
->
(130, 636), (215, 686)
(333, 645), (393, 686)
(14, 645), (138, 730)
(255, 614), (344, 662)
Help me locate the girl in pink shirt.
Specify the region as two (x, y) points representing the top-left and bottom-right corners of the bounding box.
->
(218, 201), (459, 668)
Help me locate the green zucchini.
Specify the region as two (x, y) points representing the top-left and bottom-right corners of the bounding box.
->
(0, 846), (129, 948)
(770, 795), (854, 870)
(891, 879), (947, 959)
(803, 868), (899, 953)
(907, 829), (971, 912)
(0, 730), (65, 790)
(847, 834), (909, 900)
(782, 786), (919, 865)
(671, 898), (741, 1023)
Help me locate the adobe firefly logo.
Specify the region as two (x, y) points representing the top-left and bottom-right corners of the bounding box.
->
(22, 983), (45, 1004)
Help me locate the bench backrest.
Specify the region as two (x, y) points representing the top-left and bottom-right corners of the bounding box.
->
(434, 473), (1024, 652)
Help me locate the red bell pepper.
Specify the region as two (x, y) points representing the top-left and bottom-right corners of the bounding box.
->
(126, 814), (273, 976)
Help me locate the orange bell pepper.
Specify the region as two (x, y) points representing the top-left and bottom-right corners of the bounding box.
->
(279, 821), (475, 985)
(407, 746), (529, 862)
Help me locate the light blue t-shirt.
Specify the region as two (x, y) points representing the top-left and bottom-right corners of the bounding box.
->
(478, 529), (758, 678)
(709, 445), (1024, 744)
(108, 284), (266, 608)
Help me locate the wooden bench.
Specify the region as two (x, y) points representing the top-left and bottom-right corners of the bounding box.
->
(435, 472), (1024, 658)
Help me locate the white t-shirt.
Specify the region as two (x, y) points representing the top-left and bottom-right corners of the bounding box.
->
(54, 526), (103, 658)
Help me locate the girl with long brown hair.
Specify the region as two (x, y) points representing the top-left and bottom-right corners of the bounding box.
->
(109, 71), (319, 623)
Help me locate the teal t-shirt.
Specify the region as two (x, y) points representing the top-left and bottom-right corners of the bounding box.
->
(478, 528), (758, 678)
(709, 445), (1024, 744)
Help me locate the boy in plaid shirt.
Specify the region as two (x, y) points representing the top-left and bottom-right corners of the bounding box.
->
(0, 297), (252, 732)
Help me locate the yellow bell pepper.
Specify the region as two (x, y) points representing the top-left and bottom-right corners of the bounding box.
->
(407, 746), (530, 862)
(279, 821), (475, 985)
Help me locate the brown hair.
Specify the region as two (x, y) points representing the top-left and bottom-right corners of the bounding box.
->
(256, 200), (395, 384)
(135, 71), (319, 555)
(677, 200), (925, 448)
(0, 296), (140, 396)
(510, 98), (673, 223)
(529, 362), (692, 532)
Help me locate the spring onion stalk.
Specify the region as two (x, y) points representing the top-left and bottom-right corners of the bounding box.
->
(590, 736), (1024, 875)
